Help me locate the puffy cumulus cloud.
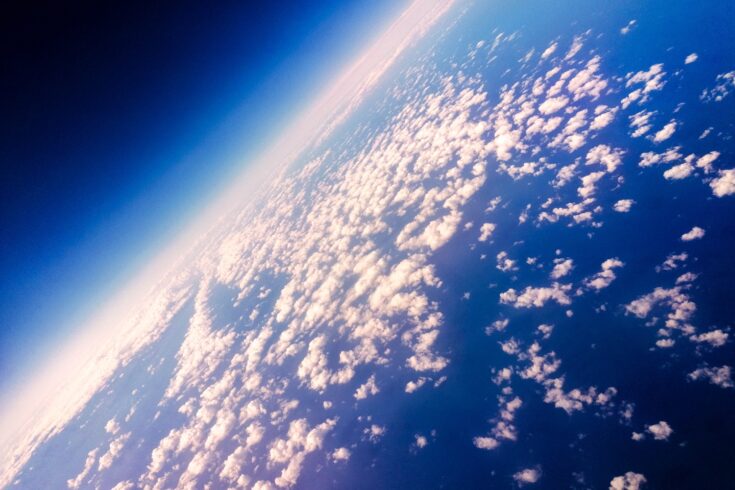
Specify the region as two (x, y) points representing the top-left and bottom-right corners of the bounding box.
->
(98, 432), (131, 471)
(583, 258), (624, 291)
(680, 226), (705, 241)
(629, 110), (655, 137)
(610, 472), (647, 490)
(354, 374), (380, 400)
(513, 467), (542, 485)
(625, 285), (695, 330)
(622, 63), (666, 108)
(701, 71), (735, 102)
(696, 151), (719, 173)
(67, 448), (98, 490)
(550, 258), (574, 279)
(663, 162), (693, 180)
(473, 436), (500, 450)
(646, 420), (673, 441)
(658, 252), (688, 271)
(364, 424), (386, 443)
(478, 222), (496, 241)
(614, 199), (635, 212)
(690, 329), (729, 347)
(652, 120), (677, 143)
(543, 378), (617, 414)
(586, 145), (624, 173)
(688, 365), (734, 388)
(684, 53), (698, 64)
(413, 434), (429, 449)
(638, 147), (683, 167)
(405, 377), (428, 393)
(500, 283), (572, 308)
(331, 447), (351, 462)
(710, 168), (735, 197)
(496, 251), (518, 272)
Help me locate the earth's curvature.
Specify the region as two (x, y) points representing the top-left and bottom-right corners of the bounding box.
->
(3, 0), (735, 489)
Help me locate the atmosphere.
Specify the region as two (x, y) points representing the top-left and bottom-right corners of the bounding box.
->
(0, 0), (404, 391)
(1, 1), (734, 489)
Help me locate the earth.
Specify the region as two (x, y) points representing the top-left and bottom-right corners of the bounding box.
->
(3, 0), (735, 489)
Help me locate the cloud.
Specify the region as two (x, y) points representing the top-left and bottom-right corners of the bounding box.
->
(652, 120), (677, 143)
(541, 41), (558, 59)
(688, 365), (733, 388)
(500, 283), (572, 308)
(696, 151), (719, 173)
(583, 258), (624, 290)
(701, 71), (735, 102)
(629, 110), (655, 137)
(473, 436), (500, 450)
(67, 449), (99, 490)
(610, 472), (646, 490)
(620, 20), (637, 35)
(497, 251), (518, 272)
(513, 467), (542, 485)
(646, 420), (673, 441)
(690, 329), (729, 347)
(680, 226), (705, 241)
(354, 374), (380, 400)
(478, 223), (497, 241)
(663, 162), (694, 180)
(98, 432), (131, 471)
(710, 169), (735, 197)
(550, 258), (574, 280)
(614, 199), (635, 212)
(331, 447), (351, 462)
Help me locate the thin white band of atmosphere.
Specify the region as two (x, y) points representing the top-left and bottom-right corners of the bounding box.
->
(0, 0), (455, 486)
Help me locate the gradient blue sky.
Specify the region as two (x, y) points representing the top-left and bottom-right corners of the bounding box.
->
(0, 0), (406, 391)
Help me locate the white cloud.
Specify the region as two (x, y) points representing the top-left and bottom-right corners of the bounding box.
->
(688, 365), (734, 388)
(500, 283), (572, 308)
(629, 110), (655, 137)
(584, 258), (624, 290)
(414, 434), (429, 449)
(646, 420), (673, 441)
(513, 467), (542, 485)
(550, 258), (574, 280)
(620, 20), (637, 35)
(541, 41), (558, 59)
(680, 226), (705, 241)
(354, 375), (380, 400)
(478, 223), (496, 242)
(586, 145), (624, 173)
(614, 199), (635, 212)
(695, 151), (719, 173)
(690, 329), (729, 347)
(710, 169), (735, 197)
(610, 472), (646, 490)
(67, 449), (98, 490)
(663, 162), (693, 180)
(684, 53), (698, 64)
(331, 447), (351, 462)
(659, 252), (688, 271)
(539, 95), (569, 115)
(652, 120), (677, 143)
(701, 71), (735, 102)
(473, 436), (499, 450)
(496, 251), (518, 272)
(98, 432), (131, 471)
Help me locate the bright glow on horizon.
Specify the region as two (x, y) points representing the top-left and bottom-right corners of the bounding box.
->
(0, 1), (455, 485)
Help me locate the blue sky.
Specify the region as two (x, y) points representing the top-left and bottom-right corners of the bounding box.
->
(0, 0), (405, 391)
